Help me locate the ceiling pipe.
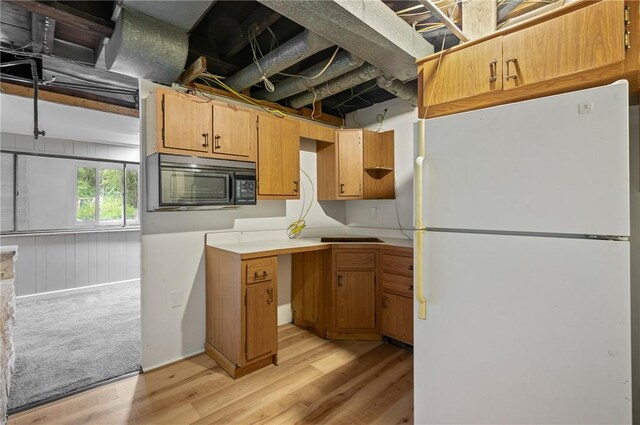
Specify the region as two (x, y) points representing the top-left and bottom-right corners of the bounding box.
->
(376, 75), (418, 107)
(417, 0), (470, 42)
(254, 51), (364, 102)
(224, 29), (333, 92)
(288, 63), (382, 109)
(0, 59), (46, 139)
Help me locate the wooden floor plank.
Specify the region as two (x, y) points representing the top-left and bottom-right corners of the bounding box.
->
(9, 325), (413, 425)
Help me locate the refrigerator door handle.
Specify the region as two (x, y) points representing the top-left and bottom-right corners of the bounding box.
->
(415, 119), (427, 320)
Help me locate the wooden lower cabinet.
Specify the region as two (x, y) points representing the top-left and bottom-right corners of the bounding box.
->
(336, 270), (377, 331)
(205, 248), (277, 378)
(381, 292), (413, 345)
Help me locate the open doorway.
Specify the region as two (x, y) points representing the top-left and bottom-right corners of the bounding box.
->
(0, 132), (142, 412)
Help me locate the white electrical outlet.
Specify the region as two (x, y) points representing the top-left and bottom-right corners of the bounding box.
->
(170, 290), (183, 308)
(369, 207), (377, 218)
(579, 102), (594, 114)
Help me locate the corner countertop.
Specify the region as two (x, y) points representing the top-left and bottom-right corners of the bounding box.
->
(206, 236), (413, 258)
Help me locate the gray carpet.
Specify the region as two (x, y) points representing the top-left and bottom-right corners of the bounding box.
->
(8, 281), (141, 410)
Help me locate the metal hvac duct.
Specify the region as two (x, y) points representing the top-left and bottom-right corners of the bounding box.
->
(224, 29), (333, 91)
(254, 51), (364, 102)
(105, 8), (189, 84)
(288, 63), (383, 109)
(376, 75), (418, 107)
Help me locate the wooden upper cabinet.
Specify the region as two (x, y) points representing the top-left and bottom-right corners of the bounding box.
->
(245, 279), (277, 362)
(363, 130), (395, 199)
(161, 91), (212, 153)
(257, 115), (300, 198)
(422, 36), (503, 107)
(337, 130), (363, 198)
(502, 0), (625, 90)
(212, 105), (252, 158)
(336, 270), (377, 331)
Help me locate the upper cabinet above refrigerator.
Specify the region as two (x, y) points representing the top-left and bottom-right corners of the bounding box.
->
(420, 81), (630, 237)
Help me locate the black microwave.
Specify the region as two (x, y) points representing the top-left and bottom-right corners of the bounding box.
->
(146, 153), (256, 211)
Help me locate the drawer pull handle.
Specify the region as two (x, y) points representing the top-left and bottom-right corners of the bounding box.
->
(254, 271), (259, 280)
(340, 183), (345, 194)
(202, 133), (209, 148)
(253, 271), (268, 280)
(337, 274), (343, 287)
(505, 57), (518, 81)
(489, 59), (498, 83)
(214, 134), (221, 149)
(382, 296), (388, 308)
(263, 271), (267, 278)
(266, 288), (273, 304)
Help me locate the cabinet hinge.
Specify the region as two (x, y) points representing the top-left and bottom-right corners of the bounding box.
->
(625, 30), (631, 51)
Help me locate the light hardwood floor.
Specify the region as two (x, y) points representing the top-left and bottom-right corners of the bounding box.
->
(9, 324), (413, 425)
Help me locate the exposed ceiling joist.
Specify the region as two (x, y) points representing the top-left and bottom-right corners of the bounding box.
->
(416, 0), (469, 42)
(224, 6), (282, 56)
(258, 0), (433, 82)
(498, 0), (526, 22)
(5, 1), (114, 38)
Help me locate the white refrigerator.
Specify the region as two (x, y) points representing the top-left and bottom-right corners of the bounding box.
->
(413, 81), (632, 424)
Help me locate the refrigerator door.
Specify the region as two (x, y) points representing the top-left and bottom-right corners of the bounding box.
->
(415, 231), (631, 424)
(420, 81), (630, 237)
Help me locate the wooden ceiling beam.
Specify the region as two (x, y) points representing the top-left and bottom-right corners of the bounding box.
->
(178, 56), (208, 85)
(5, 1), (114, 38)
(0, 82), (138, 117)
(224, 7), (282, 57)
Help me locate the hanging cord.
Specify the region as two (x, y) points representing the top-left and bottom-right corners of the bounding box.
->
(310, 88), (318, 120)
(422, 1), (457, 120)
(287, 168), (314, 239)
(278, 46), (341, 80)
(196, 72), (288, 118)
(248, 26), (277, 92)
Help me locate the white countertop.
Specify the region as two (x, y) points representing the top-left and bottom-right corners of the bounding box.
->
(206, 236), (413, 255)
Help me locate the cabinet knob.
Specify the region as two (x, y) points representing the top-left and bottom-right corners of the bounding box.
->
(337, 274), (343, 287)
(409, 285), (414, 291)
(408, 264), (414, 271)
(382, 296), (388, 308)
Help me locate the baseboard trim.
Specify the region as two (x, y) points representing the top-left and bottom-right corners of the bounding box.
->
(142, 349), (206, 373)
(16, 279), (140, 301)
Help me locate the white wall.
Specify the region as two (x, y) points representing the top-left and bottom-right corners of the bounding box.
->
(0, 94), (139, 146)
(139, 82), (349, 369)
(629, 105), (639, 424)
(345, 98), (416, 233)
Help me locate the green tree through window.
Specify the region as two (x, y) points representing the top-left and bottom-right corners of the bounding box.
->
(77, 165), (138, 225)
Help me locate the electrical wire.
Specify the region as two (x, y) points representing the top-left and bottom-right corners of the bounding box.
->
(376, 108), (388, 132)
(287, 167), (314, 239)
(196, 72), (289, 118)
(277, 46), (341, 80)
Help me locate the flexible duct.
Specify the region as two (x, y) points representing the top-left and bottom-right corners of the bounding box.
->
(254, 51), (364, 102)
(224, 29), (333, 91)
(105, 8), (188, 84)
(288, 63), (382, 109)
(376, 75), (418, 107)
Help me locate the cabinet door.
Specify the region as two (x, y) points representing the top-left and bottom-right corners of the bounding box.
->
(363, 130), (395, 199)
(421, 36), (503, 106)
(245, 280), (277, 361)
(258, 115), (300, 197)
(337, 130), (363, 198)
(336, 270), (376, 331)
(381, 292), (413, 345)
(212, 105), (252, 158)
(162, 91), (212, 153)
(502, 0), (625, 90)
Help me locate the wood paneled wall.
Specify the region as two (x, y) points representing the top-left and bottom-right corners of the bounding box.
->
(0, 230), (140, 296)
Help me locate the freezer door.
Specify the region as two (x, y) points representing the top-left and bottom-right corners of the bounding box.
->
(421, 81), (630, 236)
(414, 231), (631, 424)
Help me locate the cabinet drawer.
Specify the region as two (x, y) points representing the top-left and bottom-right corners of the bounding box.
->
(245, 257), (276, 284)
(382, 253), (413, 277)
(382, 273), (413, 297)
(335, 251), (376, 269)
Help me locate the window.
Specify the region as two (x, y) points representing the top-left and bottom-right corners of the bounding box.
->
(0, 152), (139, 233)
(76, 165), (139, 226)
